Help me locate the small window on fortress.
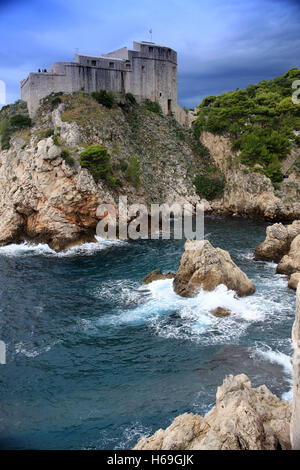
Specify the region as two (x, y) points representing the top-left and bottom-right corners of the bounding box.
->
(142, 65), (145, 71)
(109, 62), (114, 68)
(92, 60), (96, 66)
(149, 47), (153, 53)
(125, 61), (131, 68)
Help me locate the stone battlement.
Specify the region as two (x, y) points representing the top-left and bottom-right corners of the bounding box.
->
(21, 41), (189, 125)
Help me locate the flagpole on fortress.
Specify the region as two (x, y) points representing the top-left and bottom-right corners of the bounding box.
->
(149, 28), (152, 41)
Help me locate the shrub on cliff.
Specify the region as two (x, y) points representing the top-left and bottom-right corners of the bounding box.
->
(80, 145), (118, 186)
(194, 68), (300, 183)
(0, 119), (11, 150)
(91, 90), (115, 109)
(194, 174), (225, 200)
(144, 99), (162, 115)
(61, 149), (75, 167)
(0, 113), (32, 150)
(125, 155), (141, 187)
(10, 114), (32, 129)
(125, 93), (136, 105)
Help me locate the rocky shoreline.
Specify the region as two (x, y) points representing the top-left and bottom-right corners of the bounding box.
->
(134, 222), (300, 450)
(0, 94), (299, 251)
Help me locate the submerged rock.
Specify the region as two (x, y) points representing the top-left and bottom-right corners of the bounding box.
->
(142, 270), (175, 285)
(173, 240), (255, 297)
(211, 307), (231, 317)
(288, 272), (300, 290)
(254, 221), (300, 262)
(134, 374), (291, 450)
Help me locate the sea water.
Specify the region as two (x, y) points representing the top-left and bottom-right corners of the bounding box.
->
(0, 216), (295, 449)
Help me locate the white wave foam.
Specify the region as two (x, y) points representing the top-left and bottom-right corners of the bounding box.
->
(252, 346), (293, 401)
(0, 236), (128, 258)
(15, 340), (59, 358)
(117, 422), (152, 450)
(93, 279), (267, 344)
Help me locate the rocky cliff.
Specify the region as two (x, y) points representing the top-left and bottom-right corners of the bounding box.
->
(0, 91), (299, 250)
(201, 131), (300, 221)
(134, 374), (291, 450)
(292, 283), (300, 449)
(0, 94), (201, 249)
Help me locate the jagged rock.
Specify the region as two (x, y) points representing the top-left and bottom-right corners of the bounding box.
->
(254, 220), (300, 262)
(277, 234), (300, 275)
(291, 283), (300, 449)
(288, 273), (300, 290)
(142, 270), (174, 285)
(211, 307), (231, 317)
(173, 240), (255, 297)
(134, 374), (291, 450)
(200, 131), (300, 221)
(0, 136), (102, 250)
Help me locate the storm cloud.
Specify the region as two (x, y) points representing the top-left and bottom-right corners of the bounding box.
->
(0, 0), (299, 107)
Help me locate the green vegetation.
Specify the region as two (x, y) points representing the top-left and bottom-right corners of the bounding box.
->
(0, 113), (32, 150)
(125, 92), (136, 105)
(10, 114), (32, 128)
(194, 68), (300, 182)
(194, 174), (225, 200)
(91, 90), (115, 109)
(143, 99), (162, 115)
(61, 149), (75, 167)
(0, 119), (11, 150)
(52, 135), (60, 146)
(125, 155), (141, 187)
(51, 96), (62, 109)
(80, 144), (119, 187)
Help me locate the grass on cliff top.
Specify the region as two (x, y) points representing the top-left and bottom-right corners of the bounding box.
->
(194, 68), (300, 183)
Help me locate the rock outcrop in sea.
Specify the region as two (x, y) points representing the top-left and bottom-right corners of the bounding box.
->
(254, 220), (300, 289)
(173, 239), (255, 297)
(134, 374), (291, 450)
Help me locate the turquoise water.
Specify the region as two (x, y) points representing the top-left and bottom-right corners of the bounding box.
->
(0, 216), (295, 449)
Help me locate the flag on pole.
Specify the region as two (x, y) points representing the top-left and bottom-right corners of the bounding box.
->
(149, 29), (152, 34)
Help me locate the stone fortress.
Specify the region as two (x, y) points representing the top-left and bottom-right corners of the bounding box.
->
(21, 41), (189, 125)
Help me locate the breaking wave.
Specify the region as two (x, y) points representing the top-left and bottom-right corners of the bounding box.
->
(0, 236), (128, 258)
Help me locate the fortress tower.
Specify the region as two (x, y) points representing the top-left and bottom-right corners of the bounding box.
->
(21, 41), (188, 125)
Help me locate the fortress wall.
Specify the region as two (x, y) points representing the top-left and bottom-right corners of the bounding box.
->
(21, 71), (72, 116)
(20, 42), (188, 124)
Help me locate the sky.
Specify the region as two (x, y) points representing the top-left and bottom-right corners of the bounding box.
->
(0, 0), (299, 108)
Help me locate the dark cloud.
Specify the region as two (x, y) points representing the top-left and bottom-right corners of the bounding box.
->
(1, 0), (300, 107)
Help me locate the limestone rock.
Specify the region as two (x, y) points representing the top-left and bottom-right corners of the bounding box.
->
(254, 220), (300, 262)
(142, 270), (175, 285)
(288, 273), (300, 290)
(291, 283), (300, 449)
(277, 234), (300, 275)
(211, 307), (231, 317)
(0, 135), (102, 250)
(173, 240), (255, 297)
(134, 374), (291, 450)
(200, 131), (300, 221)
